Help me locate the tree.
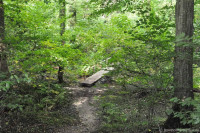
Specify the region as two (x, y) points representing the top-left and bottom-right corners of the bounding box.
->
(0, 0), (9, 80)
(69, 3), (76, 27)
(164, 0), (194, 129)
(58, 0), (66, 83)
(69, 2), (76, 44)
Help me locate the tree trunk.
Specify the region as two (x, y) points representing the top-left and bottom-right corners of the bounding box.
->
(0, 0), (9, 80)
(69, 5), (76, 27)
(164, 0), (194, 129)
(58, 0), (66, 83)
(69, 3), (76, 44)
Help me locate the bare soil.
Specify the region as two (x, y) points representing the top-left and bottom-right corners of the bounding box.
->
(55, 87), (107, 133)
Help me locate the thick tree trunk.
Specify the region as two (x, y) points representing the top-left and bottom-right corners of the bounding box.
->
(0, 0), (9, 80)
(58, 0), (66, 83)
(164, 0), (194, 129)
(174, 0), (194, 99)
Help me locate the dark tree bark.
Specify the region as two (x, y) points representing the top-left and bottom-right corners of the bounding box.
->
(164, 0), (194, 129)
(59, 0), (66, 40)
(58, 0), (66, 83)
(69, 4), (76, 44)
(0, 1), (9, 128)
(0, 0), (9, 80)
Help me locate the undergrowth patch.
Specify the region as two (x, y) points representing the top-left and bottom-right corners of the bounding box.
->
(96, 86), (172, 133)
(0, 77), (77, 133)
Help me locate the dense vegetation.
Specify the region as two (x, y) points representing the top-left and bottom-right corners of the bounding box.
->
(0, 0), (200, 132)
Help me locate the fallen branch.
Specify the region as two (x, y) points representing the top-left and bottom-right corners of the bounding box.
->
(192, 88), (200, 93)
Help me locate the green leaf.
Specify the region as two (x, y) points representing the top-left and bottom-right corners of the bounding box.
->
(14, 75), (20, 83)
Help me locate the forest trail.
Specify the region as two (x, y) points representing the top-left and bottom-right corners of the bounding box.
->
(56, 86), (107, 133)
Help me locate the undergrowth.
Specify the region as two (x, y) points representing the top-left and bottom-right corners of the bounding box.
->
(0, 74), (76, 133)
(96, 86), (172, 133)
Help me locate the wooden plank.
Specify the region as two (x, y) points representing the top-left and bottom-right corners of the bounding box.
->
(80, 68), (112, 87)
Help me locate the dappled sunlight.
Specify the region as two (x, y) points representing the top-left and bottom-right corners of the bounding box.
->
(74, 97), (88, 106)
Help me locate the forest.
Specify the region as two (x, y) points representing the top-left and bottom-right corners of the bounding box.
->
(0, 0), (200, 133)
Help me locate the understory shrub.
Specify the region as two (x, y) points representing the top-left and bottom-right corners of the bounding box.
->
(0, 74), (74, 133)
(97, 86), (172, 133)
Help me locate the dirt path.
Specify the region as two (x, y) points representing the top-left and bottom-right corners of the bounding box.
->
(56, 87), (107, 133)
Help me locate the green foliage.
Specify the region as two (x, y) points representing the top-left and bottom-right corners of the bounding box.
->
(194, 67), (200, 88)
(169, 97), (200, 127)
(1, 2), (79, 132)
(1, 0), (200, 132)
(4, 0), (83, 83)
(0, 74), (73, 133)
(12, 40), (81, 81)
(98, 12), (174, 89)
(97, 87), (171, 133)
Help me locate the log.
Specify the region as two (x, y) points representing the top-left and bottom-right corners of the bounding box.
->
(80, 67), (113, 87)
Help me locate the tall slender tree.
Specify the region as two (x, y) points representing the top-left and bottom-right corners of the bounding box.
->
(69, 2), (76, 44)
(0, 0), (9, 80)
(69, 4), (76, 27)
(58, 0), (66, 83)
(164, 0), (194, 129)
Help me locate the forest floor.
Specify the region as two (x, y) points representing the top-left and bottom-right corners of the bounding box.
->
(55, 86), (107, 133)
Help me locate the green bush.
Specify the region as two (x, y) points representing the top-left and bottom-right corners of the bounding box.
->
(170, 97), (200, 127)
(97, 87), (170, 133)
(0, 74), (73, 133)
